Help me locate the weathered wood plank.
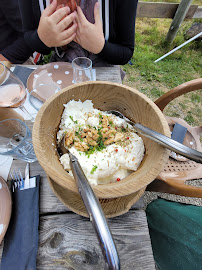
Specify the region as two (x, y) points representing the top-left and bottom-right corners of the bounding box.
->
(136, 2), (199, 19)
(37, 210), (155, 270)
(193, 6), (202, 18)
(8, 161), (145, 215)
(166, 0), (193, 44)
(96, 66), (122, 84)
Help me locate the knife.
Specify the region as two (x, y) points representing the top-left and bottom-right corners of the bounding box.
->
(24, 163), (30, 189)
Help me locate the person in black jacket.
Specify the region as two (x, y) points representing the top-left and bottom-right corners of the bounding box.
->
(0, 0), (33, 64)
(18, 0), (138, 66)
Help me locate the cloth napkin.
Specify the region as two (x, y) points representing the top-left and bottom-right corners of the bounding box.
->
(146, 198), (202, 270)
(0, 176), (40, 270)
(13, 66), (33, 88)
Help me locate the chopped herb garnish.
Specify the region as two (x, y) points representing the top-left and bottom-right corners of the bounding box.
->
(99, 114), (103, 119)
(69, 116), (78, 124)
(90, 165), (98, 174)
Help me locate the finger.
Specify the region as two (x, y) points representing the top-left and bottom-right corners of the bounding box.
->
(60, 32), (76, 46)
(43, 0), (57, 16)
(51, 6), (70, 24)
(61, 22), (77, 40)
(56, 4), (65, 10)
(57, 12), (76, 31)
(74, 29), (81, 43)
(77, 6), (87, 25)
(94, 2), (102, 26)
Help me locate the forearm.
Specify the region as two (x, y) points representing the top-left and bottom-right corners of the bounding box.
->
(97, 40), (134, 65)
(98, 0), (138, 65)
(0, 37), (34, 64)
(18, 0), (52, 55)
(24, 30), (52, 55)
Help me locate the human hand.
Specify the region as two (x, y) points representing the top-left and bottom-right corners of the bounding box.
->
(38, 0), (77, 47)
(74, 2), (105, 54)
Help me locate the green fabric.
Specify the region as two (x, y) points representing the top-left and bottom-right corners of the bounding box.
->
(146, 199), (202, 270)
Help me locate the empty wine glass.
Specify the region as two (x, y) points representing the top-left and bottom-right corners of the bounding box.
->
(72, 57), (93, 83)
(0, 62), (34, 121)
(0, 118), (37, 163)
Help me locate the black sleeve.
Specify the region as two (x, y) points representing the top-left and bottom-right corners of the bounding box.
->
(18, 0), (52, 55)
(98, 0), (138, 65)
(0, 0), (34, 64)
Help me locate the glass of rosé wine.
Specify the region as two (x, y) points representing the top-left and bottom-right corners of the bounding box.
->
(0, 62), (34, 121)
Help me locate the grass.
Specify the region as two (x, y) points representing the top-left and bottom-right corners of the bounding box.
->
(122, 17), (202, 127)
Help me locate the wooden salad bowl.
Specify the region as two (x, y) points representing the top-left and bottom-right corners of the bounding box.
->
(33, 81), (170, 199)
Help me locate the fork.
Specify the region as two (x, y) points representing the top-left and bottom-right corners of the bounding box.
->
(10, 169), (24, 192)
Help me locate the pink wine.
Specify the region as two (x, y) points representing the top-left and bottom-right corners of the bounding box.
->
(0, 84), (26, 108)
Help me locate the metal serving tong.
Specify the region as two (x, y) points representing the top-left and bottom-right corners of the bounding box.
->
(57, 137), (120, 270)
(107, 110), (202, 164)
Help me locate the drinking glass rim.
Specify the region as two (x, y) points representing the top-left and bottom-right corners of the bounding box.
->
(0, 118), (31, 155)
(72, 57), (92, 70)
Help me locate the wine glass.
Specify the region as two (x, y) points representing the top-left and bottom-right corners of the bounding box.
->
(0, 62), (34, 121)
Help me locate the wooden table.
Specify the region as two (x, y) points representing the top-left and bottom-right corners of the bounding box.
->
(0, 66), (155, 269)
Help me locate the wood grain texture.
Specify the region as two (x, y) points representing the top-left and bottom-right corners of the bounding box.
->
(37, 210), (155, 270)
(33, 81), (170, 199)
(47, 175), (146, 218)
(193, 6), (202, 18)
(136, 2), (198, 19)
(8, 160), (145, 214)
(96, 67), (122, 84)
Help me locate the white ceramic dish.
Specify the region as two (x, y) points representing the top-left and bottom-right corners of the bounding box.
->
(27, 62), (74, 92)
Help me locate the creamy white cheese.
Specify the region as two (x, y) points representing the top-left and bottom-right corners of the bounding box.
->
(57, 100), (145, 185)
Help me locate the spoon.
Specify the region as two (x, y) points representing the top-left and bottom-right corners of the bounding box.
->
(107, 110), (202, 164)
(57, 136), (120, 270)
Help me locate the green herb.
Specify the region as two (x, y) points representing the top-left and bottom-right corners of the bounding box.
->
(79, 136), (83, 142)
(96, 131), (106, 150)
(69, 116), (78, 124)
(90, 165), (98, 174)
(99, 114), (103, 119)
(85, 145), (96, 157)
(78, 126), (83, 132)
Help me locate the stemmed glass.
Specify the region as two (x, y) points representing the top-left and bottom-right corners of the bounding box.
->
(0, 62), (34, 121)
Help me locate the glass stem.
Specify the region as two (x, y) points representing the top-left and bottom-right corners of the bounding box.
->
(19, 105), (35, 122)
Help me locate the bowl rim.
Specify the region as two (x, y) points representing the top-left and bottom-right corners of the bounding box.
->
(33, 81), (170, 199)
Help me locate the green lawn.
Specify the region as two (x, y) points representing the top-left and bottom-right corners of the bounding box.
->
(122, 17), (202, 126)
